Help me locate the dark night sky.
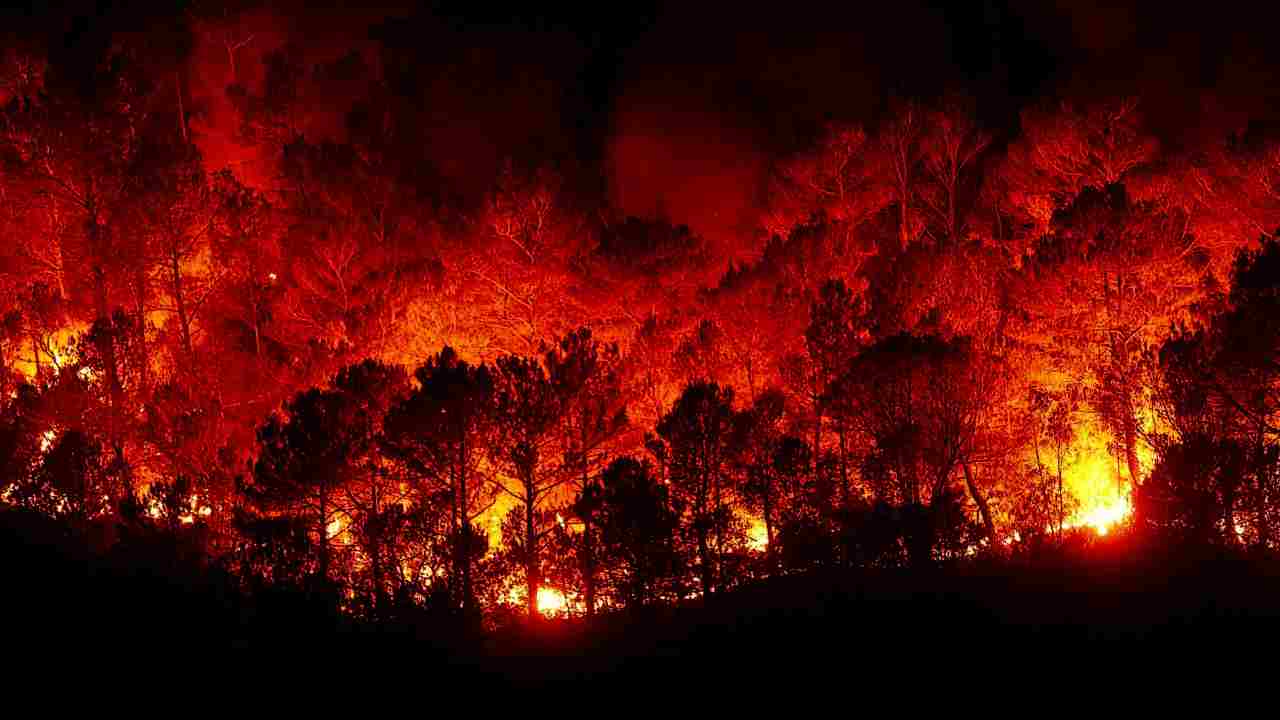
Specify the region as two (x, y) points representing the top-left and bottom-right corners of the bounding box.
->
(6, 0), (1280, 247)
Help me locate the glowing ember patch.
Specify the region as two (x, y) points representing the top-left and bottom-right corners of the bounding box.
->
(39, 429), (56, 453)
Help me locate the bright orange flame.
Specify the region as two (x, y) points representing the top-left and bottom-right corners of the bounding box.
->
(1068, 494), (1132, 536)
(326, 515), (347, 540)
(1055, 424), (1137, 536)
(14, 322), (88, 379)
(505, 585), (570, 617)
(746, 517), (768, 552)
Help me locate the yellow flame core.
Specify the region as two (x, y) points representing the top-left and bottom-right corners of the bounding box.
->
(505, 585), (569, 617)
(1054, 424), (1144, 536)
(326, 515), (349, 541)
(746, 518), (768, 552)
(537, 587), (566, 616)
(1069, 495), (1132, 536)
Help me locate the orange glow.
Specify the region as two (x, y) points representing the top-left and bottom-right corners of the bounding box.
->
(14, 322), (88, 379)
(4, 16), (1272, 627)
(505, 585), (571, 617)
(326, 515), (347, 540)
(746, 517), (768, 552)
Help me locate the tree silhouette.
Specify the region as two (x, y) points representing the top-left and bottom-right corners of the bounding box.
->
(595, 456), (680, 608)
(383, 347), (498, 617)
(544, 327), (627, 616)
(492, 352), (562, 621)
(655, 380), (738, 596)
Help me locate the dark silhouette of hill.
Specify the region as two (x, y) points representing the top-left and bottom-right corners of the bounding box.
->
(4, 507), (1275, 689)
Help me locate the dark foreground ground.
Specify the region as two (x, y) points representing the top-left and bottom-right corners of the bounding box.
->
(4, 507), (1276, 691)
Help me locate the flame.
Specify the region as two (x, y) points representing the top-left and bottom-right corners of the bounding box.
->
(504, 584), (571, 617)
(14, 323), (86, 379)
(746, 517), (768, 552)
(536, 587), (566, 616)
(1069, 495), (1132, 536)
(1054, 424), (1139, 537)
(326, 515), (346, 539)
(140, 487), (213, 524)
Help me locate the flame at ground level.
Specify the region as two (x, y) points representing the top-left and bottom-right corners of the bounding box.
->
(504, 585), (570, 617)
(1066, 494), (1132, 536)
(1055, 424), (1143, 536)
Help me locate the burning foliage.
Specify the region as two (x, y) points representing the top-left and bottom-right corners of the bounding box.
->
(3, 2), (1280, 633)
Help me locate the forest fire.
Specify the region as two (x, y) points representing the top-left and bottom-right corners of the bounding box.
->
(1055, 426), (1145, 536)
(3, 2), (1280, 664)
(1074, 497), (1131, 536)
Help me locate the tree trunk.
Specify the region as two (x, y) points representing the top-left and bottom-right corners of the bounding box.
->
(134, 262), (150, 395)
(89, 213), (124, 472)
(459, 438), (472, 615)
(697, 522), (711, 598)
(175, 71), (188, 143)
(581, 449), (596, 617)
(947, 176), (957, 245)
(525, 473), (538, 622)
(1057, 450), (1065, 536)
(898, 186), (911, 250)
(812, 406), (822, 481)
(369, 485), (384, 618)
(318, 486), (330, 584)
(30, 333), (41, 376)
(371, 536), (383, 617)
(582, 514), (596, 616)
(698, 468), (712, 597)
(713, 466), (724, 592)
(249, 281), (263, 358)
(1124, 419), (1141, 493)
(1255, 429), (1270, 550)
(838, 422), (849, 508)
(1223, 480), (1236, 546)
(762, 484), (774, 567)
(963, 462), (996, 545)
(170, 249), (194, 361)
